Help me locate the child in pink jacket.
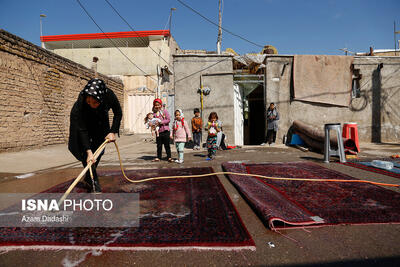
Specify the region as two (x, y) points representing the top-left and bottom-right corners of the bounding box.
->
(170, 109), (192, 164)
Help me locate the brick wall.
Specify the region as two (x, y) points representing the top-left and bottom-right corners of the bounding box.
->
(0, 30), (124, 152)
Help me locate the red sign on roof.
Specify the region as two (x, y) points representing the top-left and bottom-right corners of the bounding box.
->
(41, 30), (170, 42)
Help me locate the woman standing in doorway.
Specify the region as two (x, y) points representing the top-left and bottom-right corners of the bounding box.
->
(150, 98), (172, 162)
(265, 102), (279, 146)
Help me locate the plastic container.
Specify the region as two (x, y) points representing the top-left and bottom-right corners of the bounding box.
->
(371, 160), (394, 170)
(290, 134), (305, 145)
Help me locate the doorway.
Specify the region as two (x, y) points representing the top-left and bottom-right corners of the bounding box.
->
(234, 74), (265, 145)
(245, 85), (265, 145)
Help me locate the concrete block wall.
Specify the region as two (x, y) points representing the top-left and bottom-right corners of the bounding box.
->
(0, 30), (124, 152)
(173, 55), (234, 143)
(265, 55), (400, 143)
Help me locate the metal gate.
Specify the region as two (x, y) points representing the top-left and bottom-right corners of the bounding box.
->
(166, 94), (175, 129)
(127, 94), (155, 134)
(233, 84), (244, 146)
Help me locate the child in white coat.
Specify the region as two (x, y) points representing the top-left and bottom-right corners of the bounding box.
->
(170, 109), (192, 163)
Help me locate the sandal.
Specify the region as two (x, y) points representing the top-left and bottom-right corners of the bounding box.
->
(168, 158), (174, 162)
(152, 158), (160, 162)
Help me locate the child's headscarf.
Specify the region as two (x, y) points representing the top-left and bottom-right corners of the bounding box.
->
(153, 98), (162, 106)
(176, 109), (184, 120)
(174, 109), (185, 131)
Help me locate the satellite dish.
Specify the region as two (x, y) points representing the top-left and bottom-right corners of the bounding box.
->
(262, 45), (278, 55)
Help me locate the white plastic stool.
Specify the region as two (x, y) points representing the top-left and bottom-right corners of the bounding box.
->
(324, 123), (346, 163)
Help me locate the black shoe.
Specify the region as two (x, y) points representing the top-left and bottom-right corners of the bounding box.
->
(84, 176), (101, 193)
(83, 176), (94, 192)
(93, 179), (102, 194)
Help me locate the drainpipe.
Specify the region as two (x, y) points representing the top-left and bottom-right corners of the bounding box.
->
(92, 57), (99, 78)
(156, 65), (161, 98)
(200, 74), (204, 122)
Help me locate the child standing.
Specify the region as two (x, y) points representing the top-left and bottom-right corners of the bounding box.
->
(205, 112), (221, 160)
(171, 109), (192, 164)
(144, 112), (161, 137)
(191, 108), (203, 150)
(151, 98), (172, 162)
(266, 102), (279, 146)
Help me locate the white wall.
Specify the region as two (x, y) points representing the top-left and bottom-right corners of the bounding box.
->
(53, 39), (171, 76)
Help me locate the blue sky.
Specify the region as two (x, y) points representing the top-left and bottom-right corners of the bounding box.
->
(1, 0), (399, 55)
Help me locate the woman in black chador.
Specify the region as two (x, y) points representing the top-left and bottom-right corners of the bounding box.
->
(68, 78), (122, 193)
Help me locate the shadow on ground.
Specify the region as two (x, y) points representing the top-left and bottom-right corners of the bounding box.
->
(300, 156), (326, 162)
(137, 155), (157, 161)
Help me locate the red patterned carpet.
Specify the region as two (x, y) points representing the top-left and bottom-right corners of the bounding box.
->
(222, 162), (400, 230)
(339, 161), (400, 179)
(0, 167), (254, 251)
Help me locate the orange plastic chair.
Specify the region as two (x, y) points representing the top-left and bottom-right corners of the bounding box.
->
(342, 122), (360, 152)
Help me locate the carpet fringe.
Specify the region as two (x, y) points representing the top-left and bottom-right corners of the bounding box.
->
(0, 245), (256, 252)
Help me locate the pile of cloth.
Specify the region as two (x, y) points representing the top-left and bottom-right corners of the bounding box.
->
(290, 120), (358, 155)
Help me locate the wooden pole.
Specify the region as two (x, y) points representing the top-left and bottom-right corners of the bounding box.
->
(217, 0), (222, 54)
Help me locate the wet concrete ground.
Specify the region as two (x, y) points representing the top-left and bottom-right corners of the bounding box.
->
(0, 135), (399, 266)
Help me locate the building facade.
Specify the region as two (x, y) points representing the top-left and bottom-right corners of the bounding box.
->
(41, 30), (180, 134)
(173, 54), (240, 146)
(264, 55), (400, 143)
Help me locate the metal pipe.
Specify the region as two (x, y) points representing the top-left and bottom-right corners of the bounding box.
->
(233, 74), (264, 78)
(234, 80), (264, 84)
(156, 65), (160, 98)
(394, 21), (397, 56)
(168, 8), (176, 46)
(200, 74), (204, 122)
(202, 72), (233, 76)
(40, 14), (46, 49)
